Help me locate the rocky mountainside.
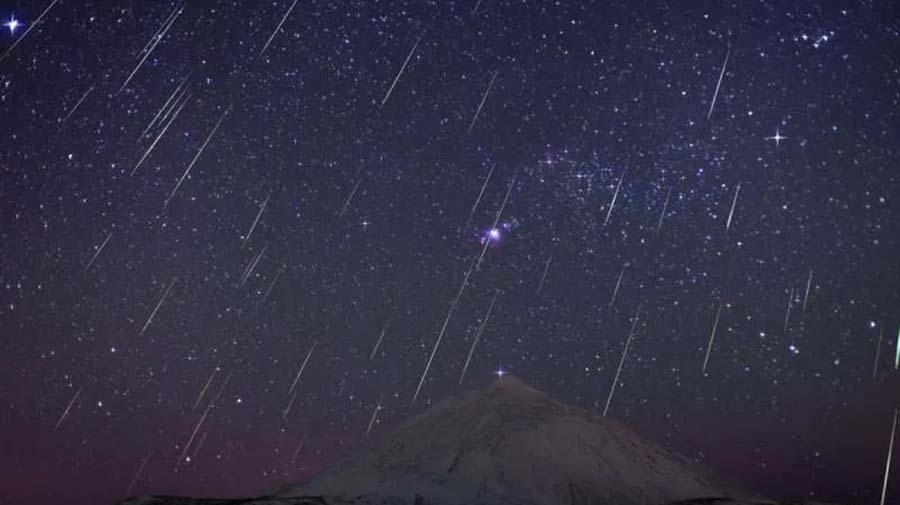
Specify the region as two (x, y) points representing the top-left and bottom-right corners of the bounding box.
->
(119, 377), (836, 505)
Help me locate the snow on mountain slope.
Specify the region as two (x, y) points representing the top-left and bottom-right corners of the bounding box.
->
(278, 376), (736, 505)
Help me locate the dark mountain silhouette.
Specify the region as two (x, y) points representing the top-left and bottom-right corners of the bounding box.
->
(118, 377), (837, 505)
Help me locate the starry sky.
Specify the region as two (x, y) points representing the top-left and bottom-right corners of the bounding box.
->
(1, 1), (899, 504)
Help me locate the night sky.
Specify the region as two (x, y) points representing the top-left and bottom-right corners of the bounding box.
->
(1, 1), (899, 504)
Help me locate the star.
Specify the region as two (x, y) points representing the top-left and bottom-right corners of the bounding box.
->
(765, 128), (788, 148)
(4, 16), (20, 35)
(494, 366), (507, 379)
(480, 227), (503, 246)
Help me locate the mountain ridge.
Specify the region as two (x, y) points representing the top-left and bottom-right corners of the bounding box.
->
(118, 376), (837, 505)
(277, 375), (735, 504)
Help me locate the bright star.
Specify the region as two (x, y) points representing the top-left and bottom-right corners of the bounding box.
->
(494, 366), (507, 379)
(766, 128), (788, 148)
(480, 227), (503, 245)
(4, 16), (20, 35)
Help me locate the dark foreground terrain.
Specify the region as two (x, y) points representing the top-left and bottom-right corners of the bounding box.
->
(118, 377), (841, 505)
(120, 498), (837, 505)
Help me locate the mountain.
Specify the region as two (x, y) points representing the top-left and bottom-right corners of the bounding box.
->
(119, 377), (829, 505)
(276, 375), (733, 505)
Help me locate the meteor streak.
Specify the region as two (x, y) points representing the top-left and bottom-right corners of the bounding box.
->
(881, 408), (898, 505)
(61, 85), (95, 123)
(288, 341), (317, 397)
(413, 177), (515, 403)
(126, 450), (153, 496)
(132, 91), (191, 176)
(243, 193), (271, 247)
(802, 269), (813, 312)
(290, 433), (308, 466)
(459, 289), (499, 384)
(211, 369), (233, 405)
(475, 176), (515, 269)
(85, 232), (113, 269)
(603, 304), (641, 416)
(725, 183), (740, 231)
(0, 0), (60, 64)
(165, 107), (229, 207)
(783, 287), (794, 333)
(139, 277), (178, 337)
(369, 315), (393, 360)
(138, 70), (192, 142)
(707, 47), (730, 121)
(464, 162), (495, 229)
(702, 299), (724, 374)
(656, 187), (671, 234)
(54, 387), (82, 430)
(135, 3), (180, 59)
(413, 263), (472, 403)
(178, 404), (210, 465)
(337, 172), (362, 218)
(258, 0), (300, 58)
(156, 84), (191, 133)
(259, 265), (284, 305)
(366, 396), (383, 435)
(536, 255), (553, 295)
(380, 37), (421, 108)
(192, 363), (219, 411)
(604, 169), (625, 226)
(609, 264), (625, 309)
(119, 5), (182, 93)
(190, 431), (207, 462)
(283, 341), (317, 419)
(467, 70), (498, 133)
(240, 243), (269, 287)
